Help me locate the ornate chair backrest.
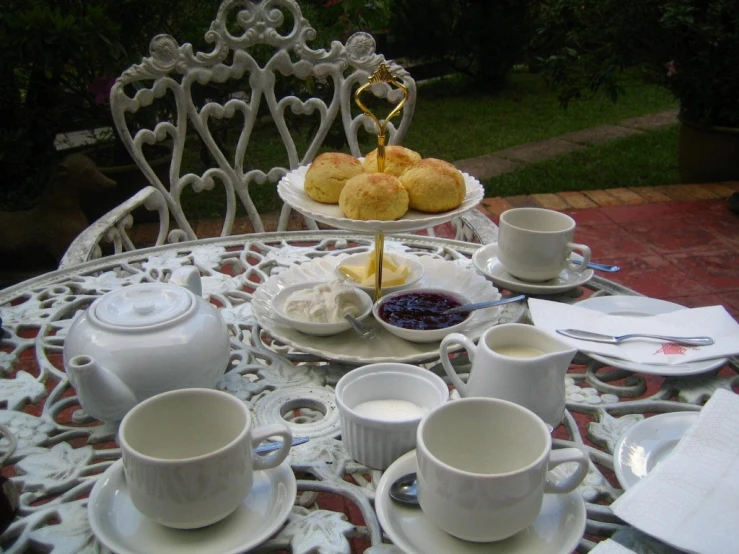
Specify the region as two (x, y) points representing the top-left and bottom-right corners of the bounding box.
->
(110, 0), (416, 242)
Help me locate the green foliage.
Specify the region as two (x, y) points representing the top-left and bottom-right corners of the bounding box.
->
(300, 0), (391, 45)
(533, 0), (739, 127)
(388, 0), (538, 92)
(0, 0), (219, 205)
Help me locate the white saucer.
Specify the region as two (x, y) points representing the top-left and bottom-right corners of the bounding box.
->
(472, 243), (594, 295)
(576, 295), (728, 376)
(375, 451), (586, 554)
(613, 411), (700, 490)
(88, 459), (297, 554)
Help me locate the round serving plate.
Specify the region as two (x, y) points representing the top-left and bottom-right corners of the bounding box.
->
(252, 255), (526, 364)
(613, 411), (700, 490)
(277, 163), (484, 233)
(576, 295), (728, 376)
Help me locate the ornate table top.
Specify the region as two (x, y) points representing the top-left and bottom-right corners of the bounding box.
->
(0, 231), (735, 554)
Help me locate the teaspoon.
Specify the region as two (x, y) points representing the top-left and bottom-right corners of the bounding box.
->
(344, 313), (376, 339)
(389, 471), (420, 506)
(572, 260), (621, 273)
(444, 294), (527, 315)
(254, 436), (309, 454)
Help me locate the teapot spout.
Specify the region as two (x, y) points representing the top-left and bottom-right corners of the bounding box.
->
(65, 355), (138, 423)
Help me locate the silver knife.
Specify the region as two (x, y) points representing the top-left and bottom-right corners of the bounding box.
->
(556, 329), (714, 347)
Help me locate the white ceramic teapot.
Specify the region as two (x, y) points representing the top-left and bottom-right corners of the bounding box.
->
(63, 267), (230, 423)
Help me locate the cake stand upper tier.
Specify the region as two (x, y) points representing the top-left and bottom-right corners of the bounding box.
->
(277, 164), (485, 234)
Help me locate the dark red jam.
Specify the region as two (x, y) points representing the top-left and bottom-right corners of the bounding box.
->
(378, 291), (468, 330)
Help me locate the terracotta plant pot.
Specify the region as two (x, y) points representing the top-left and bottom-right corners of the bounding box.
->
(678, 118), (739, 184)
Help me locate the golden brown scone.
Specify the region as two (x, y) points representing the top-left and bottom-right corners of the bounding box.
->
(399, 158), (466, 213)
(304, 152), (364, 204)
(362, 145), (421, 177)
(339, 173), (409, 220)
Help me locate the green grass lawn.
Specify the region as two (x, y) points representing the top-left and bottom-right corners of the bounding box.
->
(404, 72), (677, 160)
(485, 125), (680, 197)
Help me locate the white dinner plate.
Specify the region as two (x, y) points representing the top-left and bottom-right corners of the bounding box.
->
(472, 243), (594, 295)
(277, 163), (484, 233)
(613, 411), (700, 490)
(252, 255), (526, 364)
(375, 451), (586, 554)
(87, 459), (296, 554)
(576, 295), (729, 375)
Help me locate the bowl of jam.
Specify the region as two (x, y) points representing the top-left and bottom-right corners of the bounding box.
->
(372, 288), (472, 343)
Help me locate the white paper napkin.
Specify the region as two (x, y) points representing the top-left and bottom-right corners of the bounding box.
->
(611, 389), (739, 554)
(528, 298), (739, 365)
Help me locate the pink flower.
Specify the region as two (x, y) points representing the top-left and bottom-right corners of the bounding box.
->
(89, 75), (116, 105)
(666, 61), (677, 77)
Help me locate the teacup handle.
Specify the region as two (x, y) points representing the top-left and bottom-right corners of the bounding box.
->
(565, 243), (592, 274)
(439, 332), (476, 397)
(251, 424), (293, 471)
(545, 447), (589, 494)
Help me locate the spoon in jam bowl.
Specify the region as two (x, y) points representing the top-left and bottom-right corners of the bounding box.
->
(444, 294), (527, 315)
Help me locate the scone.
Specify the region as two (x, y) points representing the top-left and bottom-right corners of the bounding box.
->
(362, 145), (421, 177)
(339, 173), (409, 220)
(399, 158), (466, 213)
(305, 152), (363, 204)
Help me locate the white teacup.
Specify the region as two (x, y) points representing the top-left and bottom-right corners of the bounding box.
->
(335, 363), (449, 470)
(118, 388), (292, 529)
(416, 397), (589, 542)
(498, 207), (591, 281)
(439, 323), (576, 428)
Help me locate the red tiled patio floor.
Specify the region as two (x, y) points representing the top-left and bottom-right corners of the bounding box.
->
(480, 186), (739, 319)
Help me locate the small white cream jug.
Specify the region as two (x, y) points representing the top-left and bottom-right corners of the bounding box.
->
(63, 267), (230, 423)
(440, 323), (577, 428)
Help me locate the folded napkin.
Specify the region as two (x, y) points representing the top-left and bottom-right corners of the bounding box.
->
(611, 389), (739, 554)
(529, 298), (739, 365)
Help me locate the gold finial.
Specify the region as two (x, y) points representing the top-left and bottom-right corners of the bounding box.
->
(354, 63), (409, 174)
(368, 64), (395, 85)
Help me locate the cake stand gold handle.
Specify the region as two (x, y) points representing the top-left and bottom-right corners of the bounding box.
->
(354, 63), (410, 300)
(354, 63), (410, 174)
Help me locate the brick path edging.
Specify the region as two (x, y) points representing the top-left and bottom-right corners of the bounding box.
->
(479, 182), (739, 219)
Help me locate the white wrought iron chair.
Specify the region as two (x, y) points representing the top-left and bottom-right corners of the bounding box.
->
(61, 0), (496, 268)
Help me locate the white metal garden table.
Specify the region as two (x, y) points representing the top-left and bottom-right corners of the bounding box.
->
(0, 230), (735, 554)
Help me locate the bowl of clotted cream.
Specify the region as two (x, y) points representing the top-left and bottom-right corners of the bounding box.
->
(334, 251), (424, 295)
(272, 281), (373, 336)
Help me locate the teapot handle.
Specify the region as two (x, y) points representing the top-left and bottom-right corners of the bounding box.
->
(170, 266), (202, 297)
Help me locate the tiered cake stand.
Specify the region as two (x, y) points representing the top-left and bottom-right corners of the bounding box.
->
(277, 63), (485, 300)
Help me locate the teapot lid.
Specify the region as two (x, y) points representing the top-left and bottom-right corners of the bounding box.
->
(93, 284), (194, 328)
